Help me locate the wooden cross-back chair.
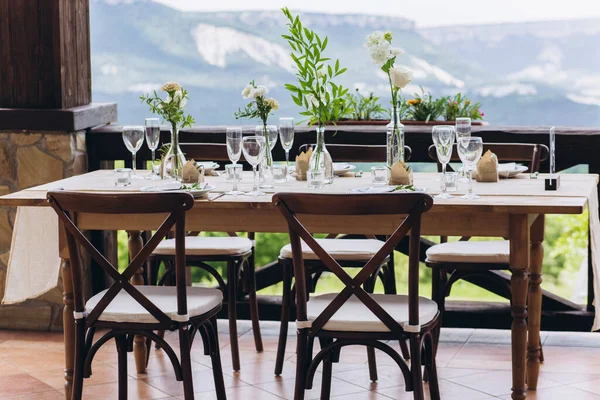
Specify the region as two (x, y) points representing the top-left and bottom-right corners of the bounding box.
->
(47, 191), (226, 400)
(427, 142), (549, 174)
(274, 192), (439, 400)
(299, 143), (412, 163)
(274, 143), (413, 376)
(148, 142), (263, 372)
(425, 142), (549, 360)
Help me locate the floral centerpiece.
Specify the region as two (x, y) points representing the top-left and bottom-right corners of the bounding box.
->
(141, 82), (194, 180)
(281, 7), (349, 184)
(234, 81), (279, 185)
(365, 31), (412, 165)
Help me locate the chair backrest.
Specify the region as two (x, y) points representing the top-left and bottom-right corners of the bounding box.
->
(299, 143), (412, 162)
(47, 191), (194, 326)
(427, 142), (549, 173)
(273, 192), (433, 336)
(180, 143), (230, 162)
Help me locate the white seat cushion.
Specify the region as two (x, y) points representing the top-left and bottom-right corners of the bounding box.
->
(279, 239), (384, 261)
(307, 293), (438, 332)
(152, 237), (252, 256)
(85, 286), (223, 324)
(426, 240), (509, 264)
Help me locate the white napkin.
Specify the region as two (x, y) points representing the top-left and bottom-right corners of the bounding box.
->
(2, 207), (61, 304)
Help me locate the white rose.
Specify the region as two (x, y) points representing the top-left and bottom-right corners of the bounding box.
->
(251, 85), (269, 98)
(390, 47), (404, 57)
(389, 67), (413, 89)
(365, 31), (385, 49)
(241, 84), (253, 99)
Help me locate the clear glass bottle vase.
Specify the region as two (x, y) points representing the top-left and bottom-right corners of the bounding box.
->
(309, 124), (333, 184)
(163, 126), (186, 181)
(257, 124), (275, 189)
(386, 108), (405, 168)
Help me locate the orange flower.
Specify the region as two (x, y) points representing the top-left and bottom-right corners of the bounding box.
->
(407, 99), (421, 106)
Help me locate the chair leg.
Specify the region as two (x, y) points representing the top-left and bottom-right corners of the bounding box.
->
(179, 325), (195, 399)
(294, 329), (309, 400)
(425, 334), (440, 400)
(410, 334), (425, 400)
(71, 320), (87, 400)
(116, 335), (129, 400)
(364, 274), (378, 382)
(321, 354), (333, 400)
(539, 337), (544, 363)
(245, 256), (263, 352)
(430, 267), (447, 359)
(275, 262), (293, 375)
(227, 259), (241, 371)
(207, 317), (227, 400)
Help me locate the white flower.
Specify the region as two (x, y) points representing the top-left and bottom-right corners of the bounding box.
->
(389, 67), (412, 89)
(179, 96), (187, 108)
(161, 82), (182, 92)
(390, 47), (404, 57)
(251, 85), (269, 99)
(241, 84), (253, 99)
(164, 94), (172, 104)
(264, 97), (279, 111)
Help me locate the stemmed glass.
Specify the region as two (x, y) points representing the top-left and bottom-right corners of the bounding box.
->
(226, 127), (243, 195)
(456, 118), (472, 182)
(256, 125), (278, 188)
(457, 137), (483, 199)
(432, 126), (456, 199)
(279, 118), (295, 177)
(144, 118), (161, 179)
(242, 136), (266, 196)
(122, 126), (145, 178)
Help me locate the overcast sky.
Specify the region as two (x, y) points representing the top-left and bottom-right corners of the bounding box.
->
(152, 0), (600, 27)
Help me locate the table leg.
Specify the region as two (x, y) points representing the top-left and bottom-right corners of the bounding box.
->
(62, 258), (74, 400)
(510, 214), (530, 400)
(527, 215), (544, 390)
(128, 231), (147, 374)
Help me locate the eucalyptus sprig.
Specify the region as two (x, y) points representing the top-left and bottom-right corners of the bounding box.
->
(281, 7), (349, 126)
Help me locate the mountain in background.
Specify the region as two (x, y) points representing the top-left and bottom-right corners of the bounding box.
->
(90, 0), (600, 127)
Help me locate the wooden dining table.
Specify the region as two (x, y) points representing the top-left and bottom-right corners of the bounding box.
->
(0, 169), (597, 400)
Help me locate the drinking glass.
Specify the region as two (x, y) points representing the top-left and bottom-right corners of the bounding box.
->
(456, 118), (472, 182)
(256, 125), (278, 151)
(279, 118), (295, 176)
(457, 137), (483, 199)
(226, 127), (243, 195)
(370, 166), (388, 186)
(122, 126), (145, 178)
(242, 136), (266, 196)
(432, 126), (456, 199)
(144, 118), (161, 180)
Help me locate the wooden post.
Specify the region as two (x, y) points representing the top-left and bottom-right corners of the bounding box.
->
(0, 0), (91, 109)
(527, 215), (545, 389)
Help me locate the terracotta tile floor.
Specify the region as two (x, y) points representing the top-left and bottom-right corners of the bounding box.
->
(1, 321), (600, 399)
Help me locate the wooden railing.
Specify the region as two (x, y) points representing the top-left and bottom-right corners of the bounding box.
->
(87, 124), (600, 331)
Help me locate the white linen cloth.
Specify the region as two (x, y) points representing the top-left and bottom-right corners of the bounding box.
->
(2, 207), (61, 304)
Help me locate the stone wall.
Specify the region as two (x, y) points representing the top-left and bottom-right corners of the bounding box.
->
(0, 130), (87, 330)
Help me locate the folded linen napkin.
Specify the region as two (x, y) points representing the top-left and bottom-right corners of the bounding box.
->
(295, 147), (313, 181)
(388, 161), (413, 185)
(476, 150), (499, 182)
(182, 159), (203, 183)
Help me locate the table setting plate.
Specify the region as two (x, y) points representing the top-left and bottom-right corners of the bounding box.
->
(498, 163), (528, 178)
(140, 182), (216, 198)
(195, 161), (220, 172)
(348, 185), (426, 194)
(289, 163), (356, 177)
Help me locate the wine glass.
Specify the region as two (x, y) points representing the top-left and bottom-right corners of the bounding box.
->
(122, 126), (145, 178)
(456, 118), (472, 182)
(457, 137), (483, 199)
(144, 118), (161, 180)
(279, 118), (295, 177)
(242, 136), (266, 196)
(226, 127), (243, 195)
(432, 126), (456, 199)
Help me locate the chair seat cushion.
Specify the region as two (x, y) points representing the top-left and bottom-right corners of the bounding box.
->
(279, 239), (384, 261)
(425, 240), (509, 264)
(307, 293), (438, 332)
(152, 237), (252, 257)
(85, 286), (223, 324)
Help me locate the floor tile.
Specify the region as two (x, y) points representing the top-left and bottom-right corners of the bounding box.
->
(0, 373), (56, 396)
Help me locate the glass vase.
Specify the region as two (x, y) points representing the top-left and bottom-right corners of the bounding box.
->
(163, 126), (186, 181)
(257, 124), (276, 189)
(309, 124), (333, 184)
(386, 108), (405, 168)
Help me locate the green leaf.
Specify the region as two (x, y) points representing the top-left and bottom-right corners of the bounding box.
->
(322, 36), (328, 50)
(335, 59), (340, 72)
(327, 64), (333, 78)
(336, 68), (347, 76)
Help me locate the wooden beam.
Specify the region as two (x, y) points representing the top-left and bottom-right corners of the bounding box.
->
(0, 0), (91, 109)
